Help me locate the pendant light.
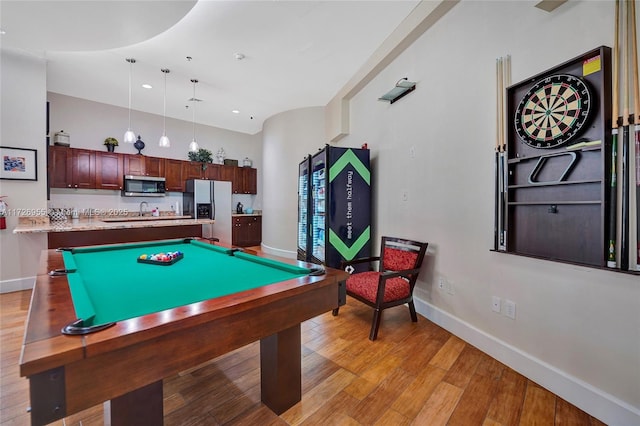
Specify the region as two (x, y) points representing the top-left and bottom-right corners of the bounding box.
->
(188, 78), (199, 152)
(158, 68), (171, 147)
(124, 58), (137, 144)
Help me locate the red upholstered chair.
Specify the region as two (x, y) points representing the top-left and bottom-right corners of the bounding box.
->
(333, 236), (428, 341)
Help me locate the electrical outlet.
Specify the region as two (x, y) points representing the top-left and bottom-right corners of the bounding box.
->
(491, 296), (501, 313)
(504, 299), (516, 319)
(402, 190), (409, 202)
(438, 277), (445, 290)
(409, 146), (416, 158)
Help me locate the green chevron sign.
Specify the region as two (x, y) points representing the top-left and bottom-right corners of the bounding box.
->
(329, 149), (370, 185)
(329, 226), (371, 261)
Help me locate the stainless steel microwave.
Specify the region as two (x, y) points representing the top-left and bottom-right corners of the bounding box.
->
(122, 175), (166, 197)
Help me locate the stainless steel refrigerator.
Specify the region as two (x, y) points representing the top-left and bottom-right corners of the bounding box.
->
(183, 179), (233, 245)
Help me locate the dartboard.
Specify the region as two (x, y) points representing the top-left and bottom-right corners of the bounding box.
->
(514, 74), (593, 149)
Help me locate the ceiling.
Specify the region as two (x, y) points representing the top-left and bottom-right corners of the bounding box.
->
(1, 0), (421, 135)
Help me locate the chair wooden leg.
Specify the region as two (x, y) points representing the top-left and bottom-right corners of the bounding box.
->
(369, 309), (382, 341)
(409, 301), (418, 322)
(332, 308), (340, 316)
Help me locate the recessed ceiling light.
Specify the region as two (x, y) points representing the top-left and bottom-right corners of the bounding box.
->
(234, 53), (245, 60)
(0, 29), (6, 35)
(142, 84), (152, 89)
(232, 110), (240, 114)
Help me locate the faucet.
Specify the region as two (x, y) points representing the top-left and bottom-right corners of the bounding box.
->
(139, 201), (149, 217)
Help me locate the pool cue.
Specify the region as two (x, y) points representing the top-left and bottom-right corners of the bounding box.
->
(608, 0), (621, 268)
(502, 55), (511, 250)
(629, 0), (640, 270)
(497, 57), (506, 251)
(620, 0), (631, 270)
(495, 58), (501, 250)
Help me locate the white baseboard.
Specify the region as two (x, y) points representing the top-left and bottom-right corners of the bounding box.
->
(413, 296), (640, 426)
(0, 276), (35, 294)
(260, 243), (296, 259)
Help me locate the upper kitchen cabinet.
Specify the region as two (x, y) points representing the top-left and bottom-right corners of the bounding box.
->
(123, 154), (144, 176)
(182, 161), (203, 182)
(124, 155), (165, 177)
(164, 159), (184, 192)
(205, 164), (222, 181)
(95, 152), (123, 190)
(47, 146), (257, 195)
(48, 145), (71, 188)
(235, 167), (257, 194)
(49, 146), (96, 189)
(145, 156), (165, 177)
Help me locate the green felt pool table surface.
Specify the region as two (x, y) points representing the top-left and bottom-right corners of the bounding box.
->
(61, 239), (312, 328)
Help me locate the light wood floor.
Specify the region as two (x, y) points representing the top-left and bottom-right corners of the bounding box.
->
(1, 289), (606, 426)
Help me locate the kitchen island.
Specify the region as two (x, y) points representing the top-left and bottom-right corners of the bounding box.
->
(14, 216), (215, 248)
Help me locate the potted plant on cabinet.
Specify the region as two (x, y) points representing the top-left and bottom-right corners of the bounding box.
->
(188, 148), (213, 170)
(103, 137), (119, 152)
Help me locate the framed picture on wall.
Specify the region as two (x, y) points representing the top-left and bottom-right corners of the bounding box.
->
(0, 146), (38, 181)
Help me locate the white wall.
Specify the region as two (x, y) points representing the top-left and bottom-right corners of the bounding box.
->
(261, 106), (325, 257)
(335, 1), (638, 424)
(0, 50), (48, 292)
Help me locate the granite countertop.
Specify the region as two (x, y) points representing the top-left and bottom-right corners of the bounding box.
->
(13, 216), (215, 234)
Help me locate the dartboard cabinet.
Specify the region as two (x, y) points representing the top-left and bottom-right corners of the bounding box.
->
(505, 46), (612, 267)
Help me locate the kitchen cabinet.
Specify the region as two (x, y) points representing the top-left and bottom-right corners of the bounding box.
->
(47, 147), (257, 195)
(48, 145), (71, 188)
(235, 167), (257, 194)
(202, 164), (256, 194)
(145, 156), (165, 177)
(232, 215), (262, 247)
(164, 159), (184, 192)
(219, 165), (235, 184)
(49, 146), (96, 189)
(205, 164), (222, 181)
(123, 155), (145, 176)
(182, 162), (203, 182)
(72, 149), (97, 189)
(123, 155), (165, 177)
(95, 152), (123, 190)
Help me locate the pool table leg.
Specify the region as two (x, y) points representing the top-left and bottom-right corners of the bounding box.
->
(107, 380), (163, 426)
(260, 324), (301, 415)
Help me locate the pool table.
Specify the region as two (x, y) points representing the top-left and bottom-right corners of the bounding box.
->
(20, 238), (348, 425)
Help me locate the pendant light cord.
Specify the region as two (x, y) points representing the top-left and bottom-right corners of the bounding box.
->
(162, 69), (169, 135)
(127, 59), (135, 129)
(124, 58), (137, 143)
(128, 62), (132, 129)
(192, 79), (198, 141)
